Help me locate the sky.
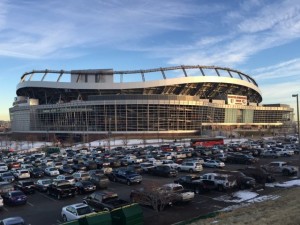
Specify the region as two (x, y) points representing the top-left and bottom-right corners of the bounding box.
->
(1, 0), (300, 121)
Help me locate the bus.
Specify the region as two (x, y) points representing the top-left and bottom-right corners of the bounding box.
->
(190, 138), (224, 148)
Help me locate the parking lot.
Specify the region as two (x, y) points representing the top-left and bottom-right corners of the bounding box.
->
(0, 153), (299, 225)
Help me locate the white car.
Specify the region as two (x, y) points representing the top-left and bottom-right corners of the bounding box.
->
(177, 162), (203, 173)
(0, 163), (8, 172)
(203, 160), (225, 168)
(61, 203), (95, 222)
(13, 169), (31, 179)
(56, 175), (76, 185)
(44, 167), (60, 176)
(72, 172), (90, 181)
(162, 160), (179, 169)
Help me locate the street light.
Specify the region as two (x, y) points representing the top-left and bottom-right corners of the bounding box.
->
(292, 94), (300, 177)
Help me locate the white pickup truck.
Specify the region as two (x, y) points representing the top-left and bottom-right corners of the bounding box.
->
(201, 173), (237, 191)
(160, 183), (195, 202)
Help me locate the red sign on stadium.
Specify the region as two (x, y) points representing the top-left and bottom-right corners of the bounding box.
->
(227, 94), (247, 106)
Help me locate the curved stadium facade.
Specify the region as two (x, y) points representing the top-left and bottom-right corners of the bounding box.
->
(10, 65), (293, 139)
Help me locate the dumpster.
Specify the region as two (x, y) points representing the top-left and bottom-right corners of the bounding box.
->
(78, 211), (112, 225)
(111, 203), (143, 225)
(61, 220), (80, 225)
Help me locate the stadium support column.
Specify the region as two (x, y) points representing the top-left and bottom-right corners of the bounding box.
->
(292, 94), (300, 177)
(108, 117), (112, 151)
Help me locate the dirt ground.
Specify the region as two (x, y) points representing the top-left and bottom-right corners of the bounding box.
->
(187, 187), (300, 225)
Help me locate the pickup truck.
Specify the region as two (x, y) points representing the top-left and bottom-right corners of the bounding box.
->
(214, 170), (256, 189)
(83, 191), (130, 212)
(174, 175), (222, 193)
(47, 180), (77, 199)
(261, 161), (298, 176)
(200, 173), (237, 191)
(159, 183), (195, 203)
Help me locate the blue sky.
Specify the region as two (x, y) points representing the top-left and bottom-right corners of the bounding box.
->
(1, 0), (300, 120)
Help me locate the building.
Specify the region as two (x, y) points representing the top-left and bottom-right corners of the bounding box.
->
(9, 65), (293, 139)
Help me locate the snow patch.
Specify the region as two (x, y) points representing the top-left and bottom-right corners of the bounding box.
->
(265, 179), (300, 188)
(213, 190), (258, 203)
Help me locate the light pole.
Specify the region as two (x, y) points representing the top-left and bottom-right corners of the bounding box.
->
(292, 94), (300, 177)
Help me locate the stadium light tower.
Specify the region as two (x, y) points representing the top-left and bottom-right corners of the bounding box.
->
(292, 94), (300, 177)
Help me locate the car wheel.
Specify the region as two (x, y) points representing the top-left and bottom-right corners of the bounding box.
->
(283, 170), (290, 176)
(189, 169), (193, 173)
(103, 207), (110, 211)
(62, 214), (67, 222)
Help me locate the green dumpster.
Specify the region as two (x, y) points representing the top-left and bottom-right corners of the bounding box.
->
(78, 211), (112, 225)
(61, 220), (80, 225)
(111, 203), (143, 225)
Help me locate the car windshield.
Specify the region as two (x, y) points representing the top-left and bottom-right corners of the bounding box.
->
(77, 206), (93, 215)
(11, 191), (24, 197)
(42, 180), (52, 185)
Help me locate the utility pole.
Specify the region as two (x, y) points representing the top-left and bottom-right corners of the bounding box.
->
(292, 94), (300, 177)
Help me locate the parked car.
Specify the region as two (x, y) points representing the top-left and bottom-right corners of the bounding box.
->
(44, 167), (60, 177)
(0, 172), (15, 183)
(74, 181), (96, 194)
(61, 203), (95, 222)
(72, 171), (90, 182)
(0, 217), (27, 225)
(203, 160), (225, 168)
(177, 162), (203, 173)
(14, 180), (35, 194)
(89, 174), (109, 189)
(0, 182), (14, 195)
(260, 150), (280, 158)
(34, 179), (52, 192)
(13, 169), (30, 180)
(83, 191), (130, 212)
(2, 190), (27, 206)
(108, 169), (142, 186)
(140, 162), (155, 173)
(149, 165), (178, 177)
(238, 167), (275, 185)
(59, 164), (74, 174)
(56, 175), (76, 185)
(0, 162), (8, 172)
(261, 161), (298, 176)
(47, 180), (77, 199)
(226, 153), (258, 164)
(159, 183), (195, 203)
(29, 167), (45, 178)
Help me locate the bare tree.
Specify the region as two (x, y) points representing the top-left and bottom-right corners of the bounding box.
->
(130, 182), (177, 212)
(122, 135), (129, 148)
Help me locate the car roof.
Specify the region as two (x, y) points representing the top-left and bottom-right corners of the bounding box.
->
(2, 216), (25, 224)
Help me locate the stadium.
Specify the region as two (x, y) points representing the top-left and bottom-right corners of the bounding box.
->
(10, 65), (294, 141)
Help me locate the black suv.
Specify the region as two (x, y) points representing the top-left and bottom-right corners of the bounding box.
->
(226, 153), (258, 164)
(14, 180), (35, 194)
(150, 165), (178, 177)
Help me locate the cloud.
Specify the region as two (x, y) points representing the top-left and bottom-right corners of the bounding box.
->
(252, 58), (300, 80)
(0, 0), (207, 59)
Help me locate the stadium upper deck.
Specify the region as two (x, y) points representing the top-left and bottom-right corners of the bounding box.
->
(16, 65), (262, 105)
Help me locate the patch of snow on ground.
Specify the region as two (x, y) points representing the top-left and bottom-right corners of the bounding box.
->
(265, 179), (300, 188)
(219, 194), (280, 212)
(213, 190), (258, 203)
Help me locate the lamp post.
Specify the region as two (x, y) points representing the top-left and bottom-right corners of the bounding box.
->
(292, 94), (300, 177)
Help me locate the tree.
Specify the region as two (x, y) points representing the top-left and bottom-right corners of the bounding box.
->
(122, 135), (129, 148)
(130, 182), (177, 212)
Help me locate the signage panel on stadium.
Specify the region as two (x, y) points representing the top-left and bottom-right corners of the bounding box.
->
(227, 95), (247, 106)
